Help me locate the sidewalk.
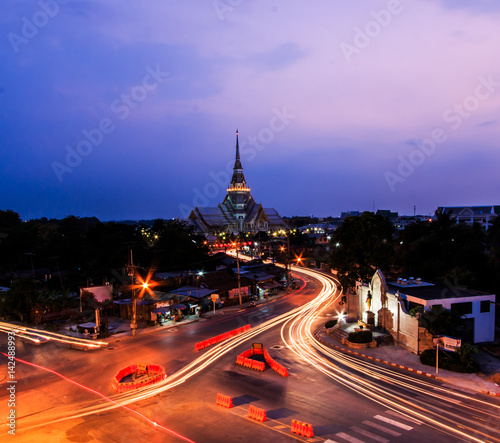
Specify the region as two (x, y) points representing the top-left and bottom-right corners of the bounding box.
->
(84, 290), (290, 342)
(316, 324), (500, 397)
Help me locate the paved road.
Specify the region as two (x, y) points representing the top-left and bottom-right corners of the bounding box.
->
(1, 269), (499, 442)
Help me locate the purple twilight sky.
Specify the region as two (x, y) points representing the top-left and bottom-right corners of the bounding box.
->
(1, 0), (499, 221)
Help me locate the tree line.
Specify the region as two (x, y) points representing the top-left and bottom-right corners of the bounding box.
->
(0, 210), (210, 310)
(327, 210), (500, 299)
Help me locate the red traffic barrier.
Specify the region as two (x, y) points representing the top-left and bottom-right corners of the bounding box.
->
(215, 393), (233, 408)
(277, 364), (289, 377)
(248, 405), (267, 422)
(112, 364), (166, 393)
(195, 324), (251, 351)
(291, 420), (314, 437)
(251, 360), (265, 371)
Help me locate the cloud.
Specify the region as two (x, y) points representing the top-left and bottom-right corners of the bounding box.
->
(247, 42), (308, 71)
(475, 119), (498, 127)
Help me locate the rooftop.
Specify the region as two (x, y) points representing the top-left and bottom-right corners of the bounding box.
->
(388, 279), (492, 301)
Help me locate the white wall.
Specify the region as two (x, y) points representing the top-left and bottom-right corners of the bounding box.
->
(410, 295), (496, 343)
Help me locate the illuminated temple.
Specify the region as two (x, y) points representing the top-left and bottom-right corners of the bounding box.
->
(188, 131), (287, 235)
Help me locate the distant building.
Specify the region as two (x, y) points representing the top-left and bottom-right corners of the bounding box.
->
(298, 223), (336, 235)
(340, 210), (360, 219)
(437, 205), (500, 230)
(393, 215), (434, 230)
(376, 209), (398, 221)
(187, 131), (287, 235)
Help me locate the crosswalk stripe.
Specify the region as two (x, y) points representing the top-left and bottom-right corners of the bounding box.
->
(385, 409), (423, 425)
(363, 420), (402, 437)
(350, 426), (389, 443)
(336, 432), (365, 443)
(374, 415), (413, 431)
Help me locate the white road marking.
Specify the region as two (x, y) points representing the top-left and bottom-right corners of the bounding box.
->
(363, 420), (402, 437)
(350, 425), (389, 443)
(336, 432), (365, 443)
(374, 415), (413, 431)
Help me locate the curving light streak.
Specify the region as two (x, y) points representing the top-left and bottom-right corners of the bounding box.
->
(6, 268), (499, 443)
(281, 267), (500, 443)
(0, 321), (108, 349)
(1, 353), (195, 443)
(13, 272), (321, 430)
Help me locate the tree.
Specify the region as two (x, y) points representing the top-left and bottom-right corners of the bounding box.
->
(397, 210), (488, 290)
(153, 220), (209, 271)
(419, 305), (465, 337)
(0, 209), (22, 230)
(328, 212), (395, 289)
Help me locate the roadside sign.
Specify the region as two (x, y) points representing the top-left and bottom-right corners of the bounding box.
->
(211, 294), (220, 303)
(433, 335), (461, 352)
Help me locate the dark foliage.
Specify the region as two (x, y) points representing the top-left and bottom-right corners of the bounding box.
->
(325, 319), (338, 329)
(328, 212), (395, 290)
(420, 347), (479, 373)
(348, 330), (373, 343)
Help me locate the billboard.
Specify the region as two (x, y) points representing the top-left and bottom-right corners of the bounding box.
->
(80, 284), (113, 310)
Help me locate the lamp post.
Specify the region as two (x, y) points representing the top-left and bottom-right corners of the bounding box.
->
(396, 291), (401, 346)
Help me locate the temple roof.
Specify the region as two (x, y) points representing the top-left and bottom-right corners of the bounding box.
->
(185, 130), (287, 233)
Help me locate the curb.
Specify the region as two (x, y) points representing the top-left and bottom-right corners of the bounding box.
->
(315, 333), (500, 398)
(315, 334), (437, 380)
(106, 318), (200, 343)
(481, 390), (500, 397)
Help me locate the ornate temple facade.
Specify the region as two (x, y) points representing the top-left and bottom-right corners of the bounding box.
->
(187, 131), (287, 235)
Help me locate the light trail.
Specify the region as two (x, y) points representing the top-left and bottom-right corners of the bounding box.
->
(1, 352), (196, 442)
(281, 267), (500, 443)
(5, 267), (499, 443)
(8, 278), (319, 431)
(0, 322), (108, 349)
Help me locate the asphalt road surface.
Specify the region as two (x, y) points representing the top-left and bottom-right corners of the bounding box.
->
(1, 268), (499, 442)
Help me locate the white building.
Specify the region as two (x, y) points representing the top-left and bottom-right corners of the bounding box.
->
(437, 205), (500, 230)
(355, 271), (495, 353)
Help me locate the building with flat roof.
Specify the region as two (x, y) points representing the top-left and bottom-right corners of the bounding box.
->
(354, 271), (495, 353)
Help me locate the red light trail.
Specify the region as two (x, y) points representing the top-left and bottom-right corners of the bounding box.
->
(0, 352), (196, 443)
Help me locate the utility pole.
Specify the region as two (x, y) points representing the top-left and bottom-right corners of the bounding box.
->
(127, 249), (137, 337)
(236, 246), (242, 309)
(51, 256), (64, 291)
(286, 234), (291, 293)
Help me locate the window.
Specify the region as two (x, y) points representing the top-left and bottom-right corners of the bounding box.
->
(451, 302), (473, 316)
(480, 300), (490, 313)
